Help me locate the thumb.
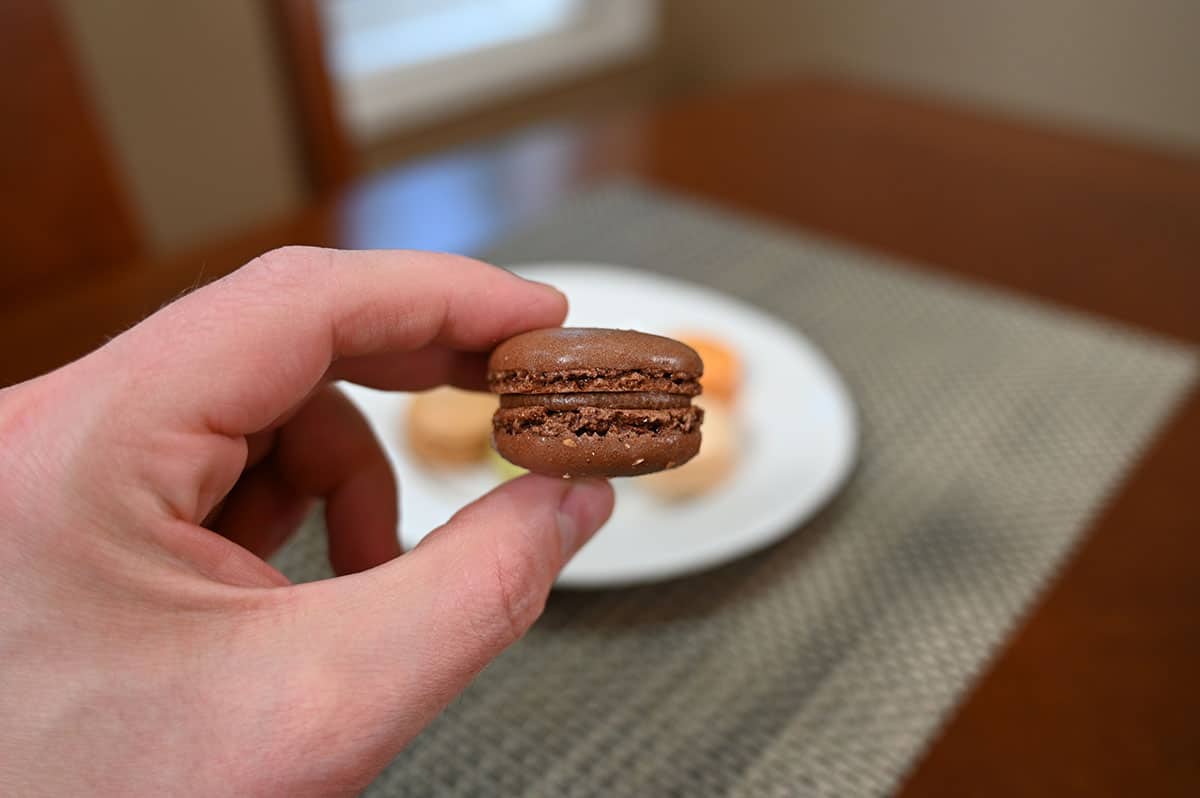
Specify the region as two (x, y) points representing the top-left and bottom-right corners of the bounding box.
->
(289, 474), (613, 757)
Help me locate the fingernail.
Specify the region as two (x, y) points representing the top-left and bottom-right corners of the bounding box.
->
(556, 478), (614, 560)
(524, 278), (566, 299)
(555, 510), (579, 560)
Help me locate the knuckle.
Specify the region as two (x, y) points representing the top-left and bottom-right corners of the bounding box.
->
(482, 537), (549, 649)
(246, 245), (329, 286)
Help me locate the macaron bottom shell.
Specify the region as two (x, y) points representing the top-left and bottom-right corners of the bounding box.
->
(493, 428), (701, 478)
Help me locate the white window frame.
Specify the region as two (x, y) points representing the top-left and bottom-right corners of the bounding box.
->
(330, 0), (657, 141)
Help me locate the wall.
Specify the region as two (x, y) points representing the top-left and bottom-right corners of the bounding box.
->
(57, 0), (306, 252)
(660, 0), (1200, 153)
(364, 0), (1200, 170)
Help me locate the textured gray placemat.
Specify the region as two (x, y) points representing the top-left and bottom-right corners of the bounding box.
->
(273, 182), (1197, 797)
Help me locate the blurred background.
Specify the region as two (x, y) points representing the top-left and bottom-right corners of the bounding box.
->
(9, 0), (1200, 249)
(3, 0), (1199, 382)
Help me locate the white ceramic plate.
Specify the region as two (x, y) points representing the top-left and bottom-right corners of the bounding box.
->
(342, 263), (857, 588)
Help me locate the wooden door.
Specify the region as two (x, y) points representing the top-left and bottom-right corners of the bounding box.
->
(0, 0), (140, 304)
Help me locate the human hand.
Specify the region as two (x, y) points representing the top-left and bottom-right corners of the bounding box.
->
(0, 248), (614, 796)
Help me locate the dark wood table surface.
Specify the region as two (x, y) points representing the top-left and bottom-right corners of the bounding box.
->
(5, 77), (1199, 795)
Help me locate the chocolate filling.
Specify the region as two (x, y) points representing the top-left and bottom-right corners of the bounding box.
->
(494, 405), (703, 437)
(488, 369), (701, 396)
(500, 392), (692, 410)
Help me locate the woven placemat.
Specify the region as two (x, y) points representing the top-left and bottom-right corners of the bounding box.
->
(273, 183), (1197, 797)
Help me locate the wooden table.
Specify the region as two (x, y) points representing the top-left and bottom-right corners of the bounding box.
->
(6, 78), (1199, 795)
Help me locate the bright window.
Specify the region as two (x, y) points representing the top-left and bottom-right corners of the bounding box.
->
(321, 0), (656, 140)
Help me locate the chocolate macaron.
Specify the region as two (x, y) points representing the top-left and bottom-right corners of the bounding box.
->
(488, 328), (705, 477)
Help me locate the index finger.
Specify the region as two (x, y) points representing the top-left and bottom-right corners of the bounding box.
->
(103, 247), (565, 437)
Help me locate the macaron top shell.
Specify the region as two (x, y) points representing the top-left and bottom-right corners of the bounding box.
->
(487, 328), (703, 378)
